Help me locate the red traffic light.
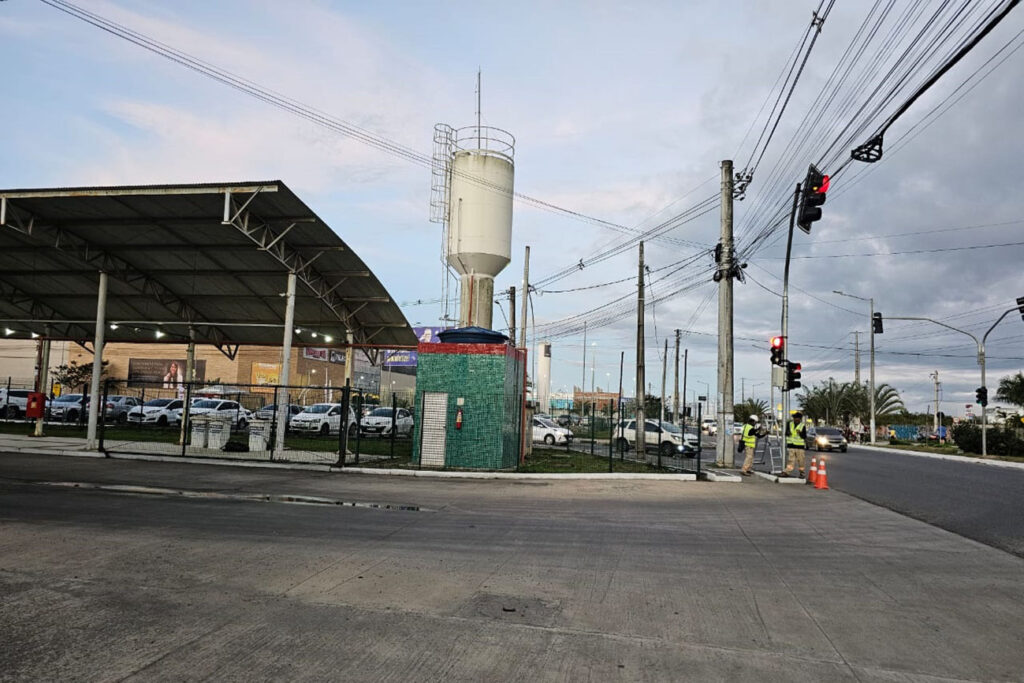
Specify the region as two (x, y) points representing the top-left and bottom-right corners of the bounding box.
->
(771, 336), (784, 349)
(815, 175), (830, 193)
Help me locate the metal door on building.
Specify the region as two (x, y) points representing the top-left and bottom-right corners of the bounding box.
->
(420, 392), (448, 467)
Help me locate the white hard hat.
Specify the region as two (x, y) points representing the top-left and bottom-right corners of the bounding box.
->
(749, 415), (760, 423)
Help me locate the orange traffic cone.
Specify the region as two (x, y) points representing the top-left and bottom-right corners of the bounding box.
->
(807, 457), (818, 485)
(814, 456), (829, 490)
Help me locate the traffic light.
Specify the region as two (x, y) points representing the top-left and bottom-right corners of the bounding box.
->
(797, 164), (829, 234)
(1016, 296), (1024, 322)
(770, 336), (785, 365)
(976, 386), (988, 407)
(785, 361), (802, 392)
(872, 312), (884, 334)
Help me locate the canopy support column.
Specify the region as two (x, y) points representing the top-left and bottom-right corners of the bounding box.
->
(274, 272), (297, 454)
(179, 326), (196, 445)
(33, 326), (51, 437)
(85, 271), (108, 449)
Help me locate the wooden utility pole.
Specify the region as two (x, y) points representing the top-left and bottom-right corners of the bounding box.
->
(660, 339), (668, 424)
(636, 242), (646, 459)
(519, 246), (529, 348)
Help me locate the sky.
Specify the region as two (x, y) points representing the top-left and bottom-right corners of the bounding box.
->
(2, 0), (1023, 417)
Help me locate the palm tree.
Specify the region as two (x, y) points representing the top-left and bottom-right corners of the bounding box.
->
(735, 398), (769, 424)
(873, 383), (905, 419)
(996, 372), (1024, 409)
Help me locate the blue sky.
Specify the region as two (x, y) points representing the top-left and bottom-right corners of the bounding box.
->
(3, 0), (1023, 415)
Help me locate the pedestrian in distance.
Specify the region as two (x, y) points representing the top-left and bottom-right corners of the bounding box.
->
(784, 411), (807, 478)
(739, 414), (765, 476)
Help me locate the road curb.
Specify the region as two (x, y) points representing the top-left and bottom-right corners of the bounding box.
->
(753, 471), (806, 484)
(854, 444), (1024, 471)
(703, 470), (742, 482)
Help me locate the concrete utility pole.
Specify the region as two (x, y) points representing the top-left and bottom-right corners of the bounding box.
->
(681, 348), (688, 431)
(931, 370), (940, 432)
(275, 272), (297, 454)
(660, 339), (668, 424)
(582, 321), (587, 395)
(716, 160), (735, 466)
(636, 241), (646, 459)
(673, 329), (680, 424)
(519, 246), (529, 349)
(834, 291), (876, 444)
(853, 331), (861, 384)
(85, 271), (108, 450)
(508, 286), (516, 342)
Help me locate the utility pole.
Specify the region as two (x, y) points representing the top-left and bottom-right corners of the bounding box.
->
(853, 331), (861, 384)
(508, 286), (516, 342)
(673, 329), (680, 425)
(582, 321), (587, 395)
(636, 241), (646, 459)
(519, 246), (529, 349)
(931, 370), (940, 432)
(716, 160), (735, 466)
(660, 339), (668, 424)
(681, 349), (688, 432)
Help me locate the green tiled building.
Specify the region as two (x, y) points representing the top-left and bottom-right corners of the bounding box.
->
(412, 341), (526, 470)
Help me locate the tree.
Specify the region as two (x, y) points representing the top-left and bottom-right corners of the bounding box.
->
(797, 379), (904, 426)
(996, 372), (1024, 409)
(735, 398), (769, 424)
(51, 360), (109, 390)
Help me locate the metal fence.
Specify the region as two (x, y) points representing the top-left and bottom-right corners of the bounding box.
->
(88, 379), (415, 466)
(525, 401), (706, 474)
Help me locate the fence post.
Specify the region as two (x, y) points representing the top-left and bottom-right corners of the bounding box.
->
(354, 390), (362, 466)
(390, 392), (397, 459)
(608, 405), (614, 472)
(696, 402), (703, 478)
(182, 380), (192, 457)
(99, 379), (109, 456)
(3, 376), (10, 419)
(590, 403), (595, 456)
(336, 380), (350, 467)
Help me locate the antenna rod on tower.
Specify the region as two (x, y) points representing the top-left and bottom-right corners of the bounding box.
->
(476, 69), (482, 147)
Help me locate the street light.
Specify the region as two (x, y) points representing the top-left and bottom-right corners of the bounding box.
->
(834, 290), (876, 444)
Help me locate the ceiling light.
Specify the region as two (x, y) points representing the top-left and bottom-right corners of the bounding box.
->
(110, 323), (119, 330)
(295, 328), (302, 334)
(311, 332), (318, 338)
(30, 332), (39, 339)
(3, 328), (14, 336)
(323, 335), (333, 343)
(155, 330), (165, 339)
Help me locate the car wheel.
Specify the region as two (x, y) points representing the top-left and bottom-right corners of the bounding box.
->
(157, 415), (168, 427)
(544, 434), (555, 445)
(319, 423), (330, 436)
(840, 446), (847, 452)
(117, 413), (128, 424)
(237, 418), (247, 430)
(4, 405), (19, 419)
(617, 437), (630, 452)
(67, 410), (78, 422)
(660, 441), (676, 457)
(348, 423), (358, 439)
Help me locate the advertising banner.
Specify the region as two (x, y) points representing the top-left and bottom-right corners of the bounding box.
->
(250, 362), (281, 392)
(383, 326), (444, 367)
(128, 358), (207, 388)
(302, 347), (348, 364)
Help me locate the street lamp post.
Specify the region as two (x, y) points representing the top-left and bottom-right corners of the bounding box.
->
(834, 290), (876, 444)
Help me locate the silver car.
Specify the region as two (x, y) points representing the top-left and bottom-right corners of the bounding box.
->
(807, 426), (848, 452)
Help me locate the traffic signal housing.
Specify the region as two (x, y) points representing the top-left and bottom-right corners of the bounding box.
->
(797, 164), (829, 234)
(872, 312), (884, 334)
(976, 386), (988, 407)
(770, 336), (785, 365)
(1016, 296), (1024, 322)
(785, 361), (802, 392)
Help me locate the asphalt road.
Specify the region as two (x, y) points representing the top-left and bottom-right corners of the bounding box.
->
(810, 445), (1024, 557)
(4, 453), (1024, 680)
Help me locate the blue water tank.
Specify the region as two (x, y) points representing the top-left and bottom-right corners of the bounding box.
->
(437, 326), (509, 344)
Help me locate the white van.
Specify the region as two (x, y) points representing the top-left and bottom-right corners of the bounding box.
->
(289, 403), (357, 437)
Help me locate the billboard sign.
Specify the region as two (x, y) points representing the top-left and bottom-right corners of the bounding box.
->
(128, 358), (207, 388)
(302, 348), (349, 364)
(250, 362), (281, 392)
(383, 326), (444, 367)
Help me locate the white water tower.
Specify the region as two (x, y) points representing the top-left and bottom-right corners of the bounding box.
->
(431, 120), (515, 330)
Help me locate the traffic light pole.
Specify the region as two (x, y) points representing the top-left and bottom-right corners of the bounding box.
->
(778, 183), (801, 473)
(886, 308), (1016, 457)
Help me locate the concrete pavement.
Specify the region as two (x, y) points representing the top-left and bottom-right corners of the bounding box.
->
(2, 453), (1023, 681)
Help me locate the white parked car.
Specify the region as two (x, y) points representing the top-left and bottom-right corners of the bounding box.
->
(128, 398), (185, 427)
(188, 399), (250, 429)
(701, 418), (717, 435)
(0, 388), (31, 418)
(616, 419), (698, 457)
(533, 416), (573, 445)
(360, 407), (414, 437)
(289, 403), (357, 437)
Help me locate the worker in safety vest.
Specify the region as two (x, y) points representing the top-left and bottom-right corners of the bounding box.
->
(739, 414), (762, 476)
(784, 411), (807, 478)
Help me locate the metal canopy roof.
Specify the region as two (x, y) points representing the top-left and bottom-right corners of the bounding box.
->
(0, 181), (416, 355)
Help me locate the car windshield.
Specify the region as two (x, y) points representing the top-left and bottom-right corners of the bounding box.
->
(370, 408), (394, 417)
(192, 400), (221, 409)
(537, 418), (556, 428)
(261, 404), (277, 411)
(817, 428), (842, 436)
(55, 394), (83, 403)
(657, 422), (681, 433)
(144, 399), (172, 407)
(303, 404), (334, 414)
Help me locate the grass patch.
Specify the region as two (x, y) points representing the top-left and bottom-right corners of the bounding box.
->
(881, 441), (1024, 463)
(519, 448), (665, 473)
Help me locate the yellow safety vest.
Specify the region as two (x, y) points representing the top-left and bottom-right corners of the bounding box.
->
(787, 421), (805, 447)
(742, 423), (757, 449)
